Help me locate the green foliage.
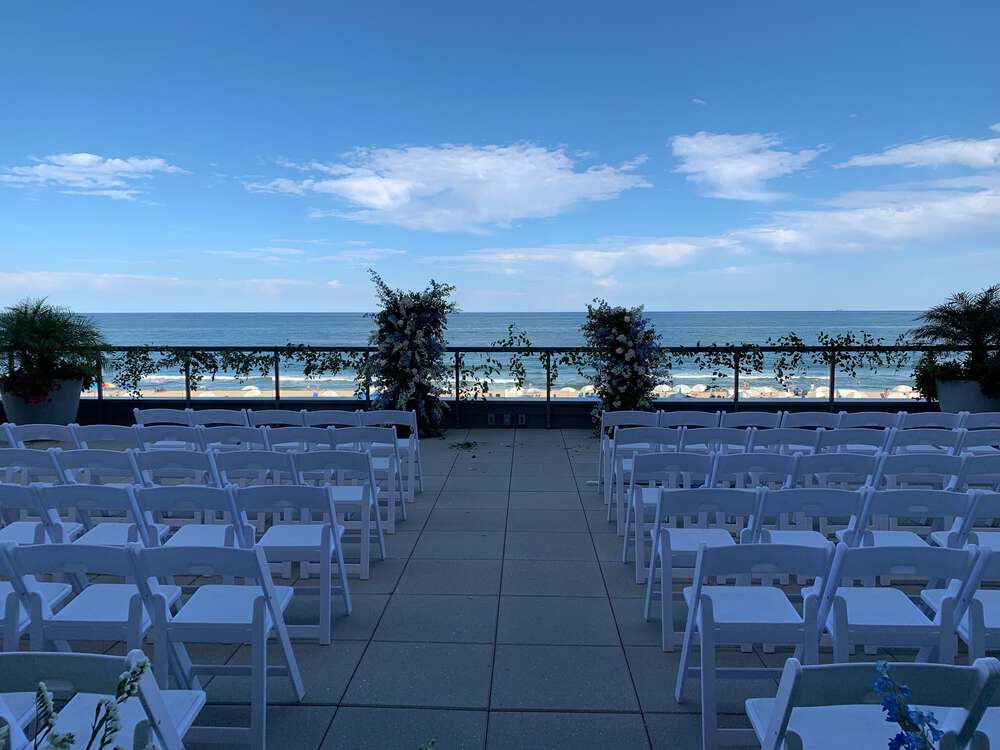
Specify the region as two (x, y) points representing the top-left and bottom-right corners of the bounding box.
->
(0, 298), (106, 403)
(911, 285), (1000, 399)
(357, 271), (457, 435)
(460, 323), (542, 399)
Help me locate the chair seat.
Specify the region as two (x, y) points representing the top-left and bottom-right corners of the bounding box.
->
(746, 700), (940, 749)
(171, 584), (294, 627)
(164, 523), (233, 548)
(652, 527), (734, 556)
(683, 585), (802, 625)
(0, 521), (47, 545)
(51, 584), (182, 626)
(329, 485), (371, 505)
(969, 530), (1000, 550)
(74, 522), (169, 546)
(832, 587), (932, 628)
(863, 530), (929, 548)
(929, 530), (955, 547)
(55, 689), (206, 750)
(258, 523), (345, 553)
(767, 529), (830, 547)
(0, 581), (72, 630)
(1, 691), (38, 730)
(923, 588), (1000, 632)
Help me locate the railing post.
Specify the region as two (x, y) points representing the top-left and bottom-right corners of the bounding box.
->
(183, 355), (192, 408)
(545, 350), (552, 429)
(95, 354), (104, 422)
(827, 346), (837, 412)
(454, 351), (461, 428)
(363, 351), (372, 409)
(732, 349), (741, 411)
(273, 349), (281, 408)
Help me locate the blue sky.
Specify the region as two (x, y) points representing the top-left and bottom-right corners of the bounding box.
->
(1, 1), (998, 312)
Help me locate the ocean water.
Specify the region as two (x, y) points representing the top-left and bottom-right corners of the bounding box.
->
(89, 311), (924, 397)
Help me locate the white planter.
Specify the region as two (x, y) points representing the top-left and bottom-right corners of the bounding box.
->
(0, 379), (83, 424)
(935, 379), (1000, 413)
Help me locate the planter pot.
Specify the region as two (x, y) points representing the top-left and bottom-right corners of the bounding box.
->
(1, 379), (83, 424)
(935, 379), (1000, 413)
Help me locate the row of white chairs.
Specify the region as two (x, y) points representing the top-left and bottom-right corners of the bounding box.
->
(0, 542), (304, 749)
(0, 447), (389, 578)
(639, 486), (1000, 647)
(598, 408), (1000, 487)
(0, 482), (353, 645)
(669, 539), (1000, 748)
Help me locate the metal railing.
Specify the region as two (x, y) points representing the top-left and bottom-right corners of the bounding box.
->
(65, 342), (995, 428)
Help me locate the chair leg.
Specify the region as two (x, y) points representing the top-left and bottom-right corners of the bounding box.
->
(275, 622), (306, 702)
(643, 540), (657, 621)
(319, 556), (332, 645)
(674, 604), (697, 702)
(662, 554), (676, 652)
(251, 625), (268, 750)
(335, 543), (353, 616)
(700, 624), (718, 750)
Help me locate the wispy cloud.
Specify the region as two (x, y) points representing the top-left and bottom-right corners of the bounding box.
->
(206, 247), (309, 261)
(670, 131), (821, 201)
(837, 126), (1000, 169)
(0, 152), (185, 200)
(245, 143), (650, 232)
(692, 98), (707, 106)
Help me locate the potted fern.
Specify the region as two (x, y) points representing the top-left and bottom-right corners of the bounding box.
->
(912, 285), (1000, 412)
(0, 299), (105, 424)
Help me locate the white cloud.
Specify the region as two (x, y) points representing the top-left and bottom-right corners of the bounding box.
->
(206, 247), (309, 261)
(246, 143), (650, 232)
(839, 128), (1000, 169)
(670, 131), (821, 201)
(318, 248), (406, 264)
(992, 123), (1000, 133)
(0, 152), (185, 200)
(692, 98), (707, 106)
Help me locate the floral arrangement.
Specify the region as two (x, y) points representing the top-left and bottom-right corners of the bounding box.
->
(358, 271), (457, 435)
(0, 658), (152, 750)
(0, 299), (105, 404)
(873, 661), (941, 750)
(576, 300), (667, 425)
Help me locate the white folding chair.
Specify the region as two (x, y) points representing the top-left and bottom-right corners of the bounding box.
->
(0, 542), (180, 652)
(720, 410), (782, 429)
(790, 452), (880, 489)
(659, 410), (720, 428)
(72, 423), (140, 450)
(292, 449), (387, 579)
(679, 427), (752, 454)
(188, 408), (249, 427)
(0, 649), (205, 750)
(136, 424), (205, 451)
(746, 656), (1000, 750)
(606, 426), (682, 532)
(331, 426), (405, 533)
(4, 423), (79, 449)
(210, 449), (297, 487)
(956, 455), (1000, 491)
(898, 411), (967, 430)
(133, 449), (219, 487)
(779, 411), (840, 430)
(876, 452), (966, 489)
(965, 413), (1000, 431)
(0, 448), (64, 485)
(887, 426), (965, 456)
(838, 410), (902, 429)
(951, 491), (1000, 553)
(0, 483), (79, 545)
(246, 408), (305, 427)
(813, 427), (892, 455)
(200, 425), (268, 452)
(129, 544), (304, 750)
(853, 488), (974, 549)
(264, 425), (334, 452)
(621, 451), (715, 583)
(235, 485), (352, 644)
(643, 487), (760, 650)
(54, 447), (141, 486)
(923, 548), (1000, 663)
(360, 409), (423, 502)
(597, 410), (659, 491)
(675, 543), (834, 750)
(133, 407), (192, 426)
(756, 487), (866, 548)
(960, 429), (1000, 457)
(0, 544), (72, 652)
(818, 542), (977, 663)
(36, 483), (165, 546)
(747, 428), (818, 455)
(708, 452), (796, 489)
(137, 485), (242, 549)
(304, 409), (361, 427)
